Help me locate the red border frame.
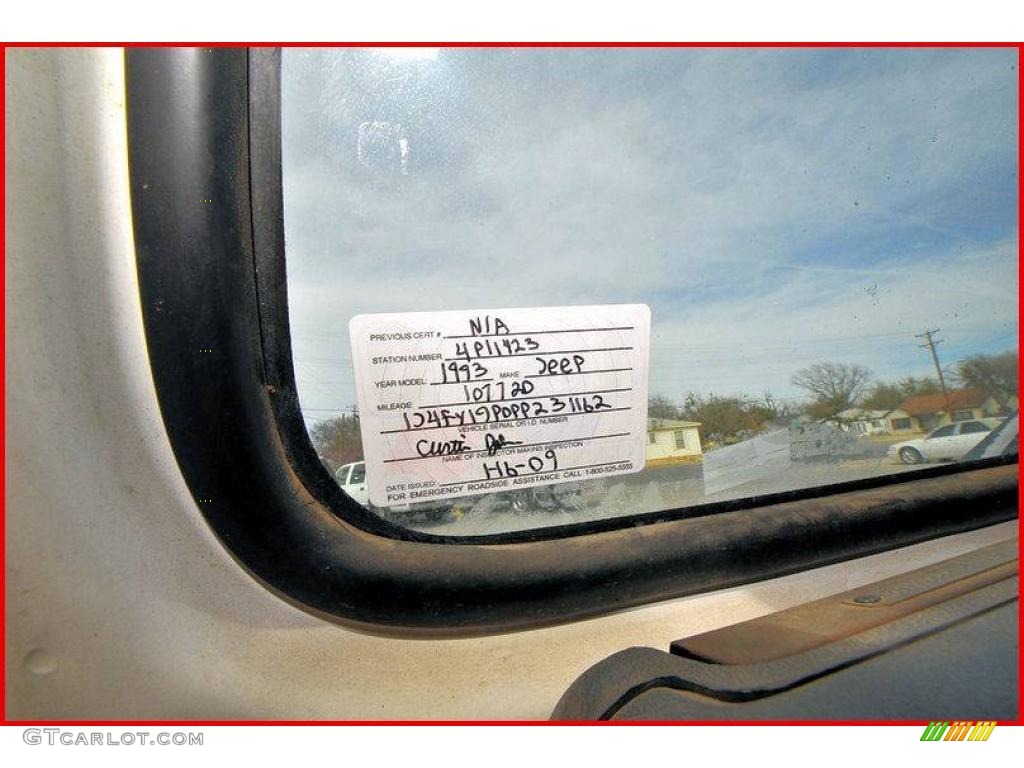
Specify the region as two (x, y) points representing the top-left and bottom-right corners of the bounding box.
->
(0, 41), (1021, 727)
(2, 41), (1022, 47)
(2, 41), (7, 728)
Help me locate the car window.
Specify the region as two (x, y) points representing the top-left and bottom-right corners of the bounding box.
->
(350, 463), (366, 484)
(930, 425), (957, 439)
(282, 48), (1019, 536)
(960, 421), (991, 434)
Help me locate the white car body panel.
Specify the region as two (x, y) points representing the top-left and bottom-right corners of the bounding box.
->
(335, 462), (370, 507)
(889, 421), (994, 463)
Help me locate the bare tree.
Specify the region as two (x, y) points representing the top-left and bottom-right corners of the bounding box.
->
(309, 413), (363, 465)
(760, 390), (798, 420)
(648, 394), (679, 420)
(791, 362), (872, 421)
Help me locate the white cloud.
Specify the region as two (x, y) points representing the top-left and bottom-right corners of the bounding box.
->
(280, 48), (1019, 411)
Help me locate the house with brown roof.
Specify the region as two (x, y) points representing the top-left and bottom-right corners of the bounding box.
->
(886, 388), (1010, 434)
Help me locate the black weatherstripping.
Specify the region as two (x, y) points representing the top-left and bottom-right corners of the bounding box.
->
(126, 47), (1019, 634)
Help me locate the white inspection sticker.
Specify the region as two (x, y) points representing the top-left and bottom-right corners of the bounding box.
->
(349, 304), (651, 507)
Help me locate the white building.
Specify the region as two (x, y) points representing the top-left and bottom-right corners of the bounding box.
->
(836, 408), (892, 436)
(646, 418), (703, 466)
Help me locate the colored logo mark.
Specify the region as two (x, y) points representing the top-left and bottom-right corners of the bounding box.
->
(920, 721), (997, 741)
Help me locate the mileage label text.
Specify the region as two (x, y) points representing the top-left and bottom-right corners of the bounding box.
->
(349, 305), (651, 506)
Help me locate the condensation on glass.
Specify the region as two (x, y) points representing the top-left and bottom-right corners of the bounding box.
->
(281, 48), (1019, 536)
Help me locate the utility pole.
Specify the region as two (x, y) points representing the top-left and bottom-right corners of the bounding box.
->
(916, 329), (952, 414)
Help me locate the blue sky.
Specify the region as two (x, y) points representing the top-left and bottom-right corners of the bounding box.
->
(281, 47), (1018, 417)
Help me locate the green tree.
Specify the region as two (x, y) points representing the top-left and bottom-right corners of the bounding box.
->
(681, 392), (778, 444)
(897, 376), (941, 397)
(861, 382), (904, 410)
(956, 350), (1019, 410)
(860, 376), (941, 410)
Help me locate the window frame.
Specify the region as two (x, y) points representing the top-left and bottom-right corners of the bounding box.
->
(125, 47), (1018, 634)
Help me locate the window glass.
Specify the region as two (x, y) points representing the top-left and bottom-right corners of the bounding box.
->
(282, 48), (1018, 536)
(960, 421), (991, 434)
(930, 425), (957, 439)
(349, 462), (366, 484)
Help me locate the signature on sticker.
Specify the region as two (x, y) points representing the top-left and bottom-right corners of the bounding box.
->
(485, 433), (524, 456)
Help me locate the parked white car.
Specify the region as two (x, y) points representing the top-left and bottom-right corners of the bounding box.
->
(888, 420), (994, 464)
(335, 461), (369, 506)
